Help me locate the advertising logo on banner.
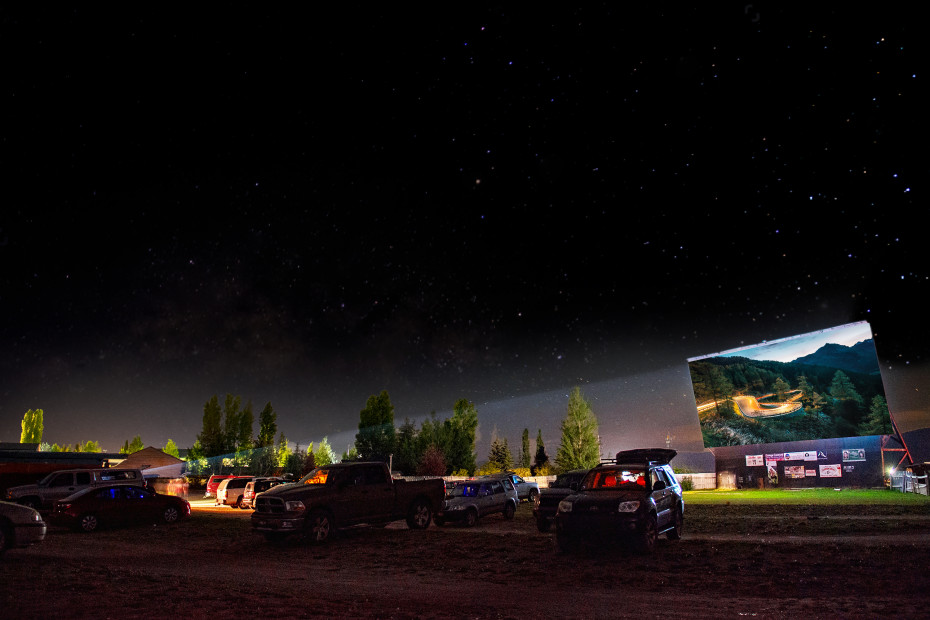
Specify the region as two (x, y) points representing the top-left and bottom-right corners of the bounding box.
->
(785, 465), (806, 479)
(820, 464), (842, 478)
(746, 455), (764, 467)
(765, 453), (786, 462)
(784, 451), (819, 461)
(843, 449), (866, 462)
(805, 469), (817, 477)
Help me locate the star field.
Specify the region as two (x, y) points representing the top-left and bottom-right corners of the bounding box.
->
(0, 5), (925, 455)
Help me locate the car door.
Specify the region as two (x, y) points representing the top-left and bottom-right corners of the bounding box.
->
(650, 467), (674, 528)
(45, 472), (84, 506)
(122, 485), (161, 523)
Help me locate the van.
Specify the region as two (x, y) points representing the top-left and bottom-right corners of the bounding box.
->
(4, 468), (144, 511)
(216, 476), (254, 508)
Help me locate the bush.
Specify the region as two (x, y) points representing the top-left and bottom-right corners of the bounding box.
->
(680, 476), (694, 491)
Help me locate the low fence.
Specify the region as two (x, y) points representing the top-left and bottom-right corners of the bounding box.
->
(674, 472), (717, 490)
(891, 470), (928, 495)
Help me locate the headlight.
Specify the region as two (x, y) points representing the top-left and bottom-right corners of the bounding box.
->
(284, 500), (306, 512)
(617, 500), (640, 513)
(558, 500), (573, 513)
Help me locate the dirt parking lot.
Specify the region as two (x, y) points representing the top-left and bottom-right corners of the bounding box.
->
(3, 498), (930, 619)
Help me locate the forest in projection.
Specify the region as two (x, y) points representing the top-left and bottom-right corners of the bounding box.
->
(689, 351), (891, 448)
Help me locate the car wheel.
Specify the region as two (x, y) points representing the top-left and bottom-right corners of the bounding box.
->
(19, 498), (39, 511)
(536, 517), (552, 532)
(79, 513), (99, 533)
(406, 499), (432, 529)
(306, 510), (334, 544)
(162, 506), (180, 524)
(667, 505), (683, 540)
(634, 515), (658, 554)
(502, 502), (516, 520)
(464, 509), (478, 527)
(528, 488), (539, 504)
(556, 531), (579, 553)
(233, 496), (242, 509)
(0, 521), (10, 554)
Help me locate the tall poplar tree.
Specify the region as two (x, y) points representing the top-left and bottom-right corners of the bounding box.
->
(20, 408), (44, 444)
(197, 395), (224, 457)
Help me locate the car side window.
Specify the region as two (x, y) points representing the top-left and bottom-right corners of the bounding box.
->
(75, 472), (91, 485)
(503, 479), (515, 492)
(49, 474), (73, 487)
(490, 481), (504, 495)
(97, 487), (121, 500)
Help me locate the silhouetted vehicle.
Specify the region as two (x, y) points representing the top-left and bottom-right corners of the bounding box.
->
(241, 477), (287, 509)
(434, 478), (518, 527)
(50, 485), (191, 532)
(533, 469), (589, 532)
(204, 474), (251, 499)
(0, 500), (46, 555)
(216, 477), (254, 508)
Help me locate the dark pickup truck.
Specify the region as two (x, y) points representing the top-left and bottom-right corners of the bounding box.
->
(251, 461), (444, 543)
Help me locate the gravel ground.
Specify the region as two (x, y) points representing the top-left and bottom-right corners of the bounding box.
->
(2, 500), (930, 619)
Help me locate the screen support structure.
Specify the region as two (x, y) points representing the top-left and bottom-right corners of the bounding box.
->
(880, 411), (913, 484)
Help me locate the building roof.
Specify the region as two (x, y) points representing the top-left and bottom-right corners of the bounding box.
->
(116, 446), (184, 470)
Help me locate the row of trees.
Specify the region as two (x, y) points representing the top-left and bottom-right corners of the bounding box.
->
(354, 386), (602, 476)
(15, 383), (604, 479)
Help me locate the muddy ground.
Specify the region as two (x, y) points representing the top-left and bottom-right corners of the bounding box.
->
(3, 500), (930, 619)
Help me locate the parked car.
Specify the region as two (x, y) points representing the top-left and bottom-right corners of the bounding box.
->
(555, 448), (683, 554)
(533, 468), (589, 532)
(50, 485), (191, 533)
(5, 468), (144, 511)
(435, 478), (518, 527)
(481, 472), (539, 503)
(204, 474), (251, 499)
(241, 477), (287, 509)
(216, 476), (254, 508)
(0, 500), (47, 555)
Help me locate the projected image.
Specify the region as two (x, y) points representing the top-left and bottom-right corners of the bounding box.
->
(688, 322), (891, 448)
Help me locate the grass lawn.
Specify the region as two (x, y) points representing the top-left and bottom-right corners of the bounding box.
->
(684, 488), (930, 506)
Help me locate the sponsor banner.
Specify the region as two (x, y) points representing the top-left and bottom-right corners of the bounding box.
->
(746, 455), (764, 467)
(820, 464), (842, 478)
(843, 449), (865, 462)
(805, 469), (817, 477)
(785, 465), (806, 479)
(784, 451), (819, 461)
(765, 453), (785, 462)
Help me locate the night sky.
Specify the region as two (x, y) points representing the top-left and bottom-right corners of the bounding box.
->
(1, 5), (925, 460)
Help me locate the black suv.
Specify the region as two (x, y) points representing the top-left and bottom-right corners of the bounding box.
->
(554, 449), (683, 554)
(533, 468), (588, 532)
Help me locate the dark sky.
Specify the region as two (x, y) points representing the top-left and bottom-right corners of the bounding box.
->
(1, 5), (925, 459)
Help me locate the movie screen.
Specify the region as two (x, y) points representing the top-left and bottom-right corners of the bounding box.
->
(688, 322), (890, 448)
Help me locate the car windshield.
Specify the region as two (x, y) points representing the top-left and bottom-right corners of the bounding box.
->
(297, 469), (332, 485)
(583, 468), (646, 490)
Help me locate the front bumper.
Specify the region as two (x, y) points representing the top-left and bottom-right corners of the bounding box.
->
(555, 512), (644, 538)
(251, 514), (306, 533)
(12, 521), (47, 547)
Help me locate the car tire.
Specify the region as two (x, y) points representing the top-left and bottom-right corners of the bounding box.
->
(634, 514), (658, 554)
(502, 502), (515, 520)
(528, 488), (539, 504)
(464, 509), (478, 527)
(233, 496), (242, 509)
(79, 513), (99, 533)
(536, 517), (552, 532)
(667, 505), (683, 540)
(19, 498), (40, 511)
(0, 521), (10, 554)
(162, 506), (180, 524)
(406, 499), (432, 529)
(556, 531), (579, 553)
(306, 510), (334, 544)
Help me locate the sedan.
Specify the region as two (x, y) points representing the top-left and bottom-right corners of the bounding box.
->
(51, 485), (191, 532)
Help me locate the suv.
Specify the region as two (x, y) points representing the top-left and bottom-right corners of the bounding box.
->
(555, 449), (683, 554)
(482, 472), (539, 503)
(435, 478), (518, 527)
(5, 468), (144, 511)
(240, 477), (287, 509)
(533, 468), (589, 532)
(204, 474), (251, 499)
(216, 476), (254, 508)
(0, 500), (47, 555)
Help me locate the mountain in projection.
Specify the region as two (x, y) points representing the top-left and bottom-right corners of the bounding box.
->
(790, 340), (880, 375)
